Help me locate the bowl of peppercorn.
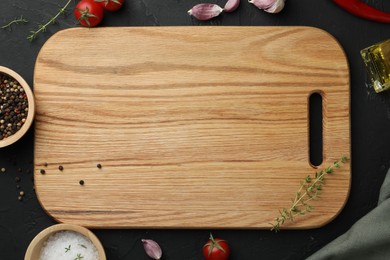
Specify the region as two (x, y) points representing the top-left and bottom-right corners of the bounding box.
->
(0, 66), (35, 148)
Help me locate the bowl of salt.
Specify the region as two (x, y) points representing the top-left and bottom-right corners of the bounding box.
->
(25, 223), (106, 260)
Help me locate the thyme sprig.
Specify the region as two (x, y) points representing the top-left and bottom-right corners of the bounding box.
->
(1, 16), (28, 30)
(74, 253), (84, 260)
(27, 0), (73, 42)
(271, 156), (349, 231)
(79, 244), (87, 249)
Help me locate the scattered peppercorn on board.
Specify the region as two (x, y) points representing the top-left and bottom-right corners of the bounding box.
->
(33, 27), (350, 229)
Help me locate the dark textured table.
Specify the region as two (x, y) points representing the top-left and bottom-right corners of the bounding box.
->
(1, 0), (390, 259)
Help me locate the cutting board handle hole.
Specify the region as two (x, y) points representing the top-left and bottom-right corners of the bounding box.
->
(309, 92), (323, 167)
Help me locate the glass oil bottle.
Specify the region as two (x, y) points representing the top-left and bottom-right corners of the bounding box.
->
(361, 39), (390, 93)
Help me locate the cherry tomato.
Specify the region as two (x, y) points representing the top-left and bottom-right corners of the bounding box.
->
(95, 0), (124, 12)
(74, 0), (104, 27)
(203, 233), (230, 260)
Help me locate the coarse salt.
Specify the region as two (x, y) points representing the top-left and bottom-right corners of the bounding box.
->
(39, 230), (99, 260)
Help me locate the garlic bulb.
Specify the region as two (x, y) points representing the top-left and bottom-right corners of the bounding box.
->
(249, 0), (285, 13)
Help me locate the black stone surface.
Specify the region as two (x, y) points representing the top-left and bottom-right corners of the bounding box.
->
(1, 0), (390, 259)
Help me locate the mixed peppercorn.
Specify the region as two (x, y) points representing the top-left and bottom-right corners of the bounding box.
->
(0, 156), (33, 202)
(0, 73), (29, 140)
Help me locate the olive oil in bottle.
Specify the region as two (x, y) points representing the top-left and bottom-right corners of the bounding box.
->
(360, 39), (390, 93)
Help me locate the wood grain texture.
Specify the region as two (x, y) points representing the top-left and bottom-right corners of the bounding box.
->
(33, 26), (350, 229)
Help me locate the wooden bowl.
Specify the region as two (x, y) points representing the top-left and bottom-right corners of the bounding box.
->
(25, 224), (106, 260)
(0, 66), (35, 148)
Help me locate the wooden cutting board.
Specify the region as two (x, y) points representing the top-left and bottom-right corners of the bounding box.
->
(33, 27), (350, 229)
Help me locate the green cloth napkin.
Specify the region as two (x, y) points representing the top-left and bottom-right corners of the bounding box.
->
(307, 167), (390, 260)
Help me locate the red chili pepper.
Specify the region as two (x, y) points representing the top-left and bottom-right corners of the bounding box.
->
(333, 0), (390, 23)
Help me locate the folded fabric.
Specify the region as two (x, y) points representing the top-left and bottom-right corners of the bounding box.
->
(307, 167), (390, 260)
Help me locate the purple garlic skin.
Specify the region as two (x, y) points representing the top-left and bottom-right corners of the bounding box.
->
(249, 0), (285, 13)
(142, 239), (162, 260)
(188, 3), (224, 20)
(224, 0), (240, 13)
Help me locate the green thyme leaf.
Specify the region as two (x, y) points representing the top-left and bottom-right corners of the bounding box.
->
(270, 156), (349, 231)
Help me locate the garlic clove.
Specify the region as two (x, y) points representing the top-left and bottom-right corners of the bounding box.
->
(224, 0), (240, 13)
(248, 0), (275, 10)
(249, 0), (285, 13)
(142, 239), (162, 260)
(188, 3), (224, 20)
(264, 0), (285, 13)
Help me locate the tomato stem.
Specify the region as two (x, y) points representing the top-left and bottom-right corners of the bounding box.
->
(76, 6), (98, 27)
(204, 233), (226, 256)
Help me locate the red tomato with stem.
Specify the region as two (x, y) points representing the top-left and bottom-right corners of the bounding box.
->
(74, 0), (104, 27)
(203, 233), (230, 260)
(95, 0), (124, 11)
